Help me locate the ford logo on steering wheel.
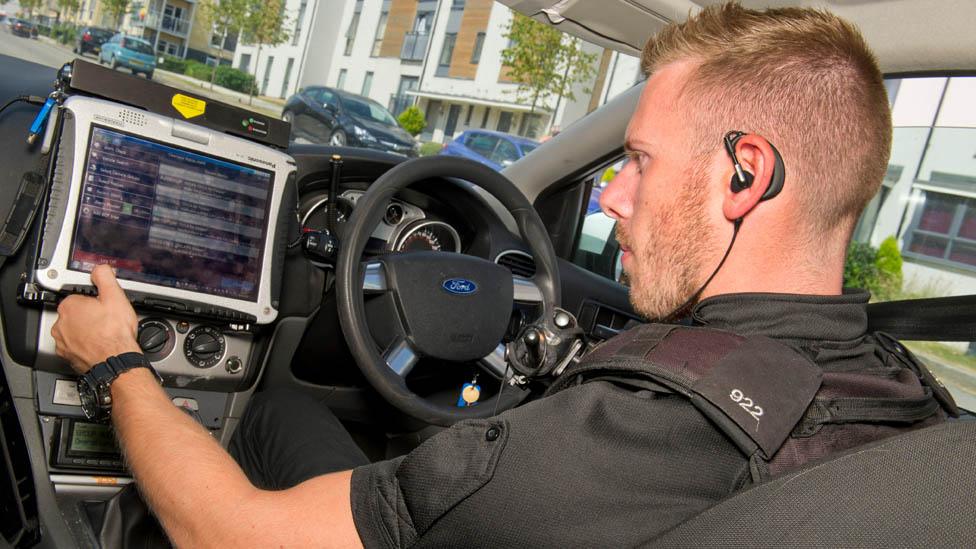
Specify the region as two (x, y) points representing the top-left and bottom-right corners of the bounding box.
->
(442, 278), (478, 295)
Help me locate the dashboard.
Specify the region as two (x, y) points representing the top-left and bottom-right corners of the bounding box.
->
(300, 189), (464, 255)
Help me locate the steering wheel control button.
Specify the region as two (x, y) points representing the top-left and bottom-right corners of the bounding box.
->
(183, 326), (226, 368)
(225, 356), (243, 374)
(137, 319), (175, 361)
(485, 426), (501, 442)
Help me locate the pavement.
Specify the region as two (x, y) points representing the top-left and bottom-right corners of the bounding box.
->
(0, 29), (283, 118)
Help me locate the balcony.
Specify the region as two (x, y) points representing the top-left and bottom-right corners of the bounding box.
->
(141, 11), (191, 37)
(400, 31), (428, 62)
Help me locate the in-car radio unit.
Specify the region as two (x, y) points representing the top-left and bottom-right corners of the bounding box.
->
(33, 96), (295, 324)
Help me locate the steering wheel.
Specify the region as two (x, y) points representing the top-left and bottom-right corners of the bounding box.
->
(336, 156), (561, 426)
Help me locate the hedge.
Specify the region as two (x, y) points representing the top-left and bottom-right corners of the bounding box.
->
(214, 66), (258, 94)
(184, 60), (214, 81)
(843, 236), (904, 300)
(159, 56), (187, 73)
(418, 142), (443, 156)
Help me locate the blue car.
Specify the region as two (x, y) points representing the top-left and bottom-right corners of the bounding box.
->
(99, 34), (156, 79)
(439, 129), (539, 171)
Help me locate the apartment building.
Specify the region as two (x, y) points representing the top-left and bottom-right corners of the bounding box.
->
(233, 0), (349, 99)
(235, 0), (640, 139)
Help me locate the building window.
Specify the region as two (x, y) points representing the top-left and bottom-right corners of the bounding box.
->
(471, 32), (485, 64)
(518, 113), (541, 138)
(238, 53), (251, 71)
(261, 56), (275, 96)
(362, 71), (373, 97)
(464, 105), (473, 126)
(436, 33), (457, 77)
(904, 189), (976, 270)
(344, 0), (363, 56)
(337, 68), (347, 90)
(480, 107), (490, 128)
(371, 1), (390, 57)
(210, 32), (222, 47)
(292, 0), (307, 46)
(496, 111), (512, 133)
(281, 57), (295, 98)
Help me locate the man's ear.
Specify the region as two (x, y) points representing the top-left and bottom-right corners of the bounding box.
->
(722, 134), (779, 222)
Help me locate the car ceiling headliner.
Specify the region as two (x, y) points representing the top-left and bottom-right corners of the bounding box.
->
(498, 0), (976, 74)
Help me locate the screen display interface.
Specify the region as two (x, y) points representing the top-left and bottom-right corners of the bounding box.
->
(69, 421), (119, 455)
(69, 126), (274, 301)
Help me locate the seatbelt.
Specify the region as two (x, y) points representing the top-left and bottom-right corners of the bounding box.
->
(867, 295), (976, 341)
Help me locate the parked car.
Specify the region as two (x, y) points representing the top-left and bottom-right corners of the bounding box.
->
(282, 86), (418, 157)
(439, 129), (539, 171)
(98, 34), (156, 79)
(9, 18), (37, 38)
(73, 27), (114, 57)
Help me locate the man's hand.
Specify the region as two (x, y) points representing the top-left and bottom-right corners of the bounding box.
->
(51, 264), (141, 374)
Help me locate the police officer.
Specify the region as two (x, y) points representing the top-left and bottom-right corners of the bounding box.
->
(52, 3), (953, 547)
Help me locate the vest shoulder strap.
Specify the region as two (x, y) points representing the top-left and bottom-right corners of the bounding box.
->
(550, 324), (824, 459)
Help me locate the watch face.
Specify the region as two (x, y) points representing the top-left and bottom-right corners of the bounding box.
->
(78, 377), (98, 419)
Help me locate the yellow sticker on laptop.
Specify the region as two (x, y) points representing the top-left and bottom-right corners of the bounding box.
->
(171, 94), (206, 119)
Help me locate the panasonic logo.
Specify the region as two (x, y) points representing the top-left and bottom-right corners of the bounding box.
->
(247, 156), (276, 169)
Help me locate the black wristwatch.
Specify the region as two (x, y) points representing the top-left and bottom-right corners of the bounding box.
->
(78, 352), (162, 423)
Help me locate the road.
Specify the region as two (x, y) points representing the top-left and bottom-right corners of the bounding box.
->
(0, 29), (282, 118)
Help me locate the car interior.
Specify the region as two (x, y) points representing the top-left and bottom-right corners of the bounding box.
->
(1, 0), (975, 547)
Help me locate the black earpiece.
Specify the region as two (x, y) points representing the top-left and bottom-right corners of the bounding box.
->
(723, 131), (785, 201)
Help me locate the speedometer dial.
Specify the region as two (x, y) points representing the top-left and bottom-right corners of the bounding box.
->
(394, 221), (461, 253)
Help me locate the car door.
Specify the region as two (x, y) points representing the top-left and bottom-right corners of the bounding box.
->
(308, 89), (340, 144)
(489, 138), (520, 169)
(293, 88), (337, 144)
(461, 132), (500, 168)
(101, 35), (118, 62)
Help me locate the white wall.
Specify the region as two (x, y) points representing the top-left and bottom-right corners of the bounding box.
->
(325, 0), (424, 107)
(295, 0), (348, 90)
(234, 0), (349, 99)
(420, 4), (522, 104)
(890, 76), (945, 127)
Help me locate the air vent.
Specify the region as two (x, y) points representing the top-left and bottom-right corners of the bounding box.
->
(495, 250), (536, 278)
(119, 109), (147, 126)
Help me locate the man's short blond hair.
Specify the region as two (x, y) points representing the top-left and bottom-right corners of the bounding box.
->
(642, 2), (892, 235)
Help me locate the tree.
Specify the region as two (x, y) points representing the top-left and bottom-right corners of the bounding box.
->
(55, 0), (80, 23)
(500, 13), (598, 134)
(19, 0), (43, 18)
(240, 0), (289, 103)
(200, 0), (248, 89)
(103, 0), (131, 27)
(397, 106), (426, 136)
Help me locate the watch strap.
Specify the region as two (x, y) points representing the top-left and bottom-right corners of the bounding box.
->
(81, 352), (160, 421)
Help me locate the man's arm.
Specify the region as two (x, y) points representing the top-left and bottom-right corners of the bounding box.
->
(52, 265), (363, 548)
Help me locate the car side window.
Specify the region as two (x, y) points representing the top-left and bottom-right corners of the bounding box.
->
(571, 158), (626, 283)
(491, 139), (519, 164)
(850, 75), (976, 412)
(467, 134), (499, 158)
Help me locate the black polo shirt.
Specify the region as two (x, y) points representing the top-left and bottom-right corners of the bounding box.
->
(349, 291), (896, 548)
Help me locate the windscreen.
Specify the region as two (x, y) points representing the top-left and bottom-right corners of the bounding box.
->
(69, 126), (275, 301)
